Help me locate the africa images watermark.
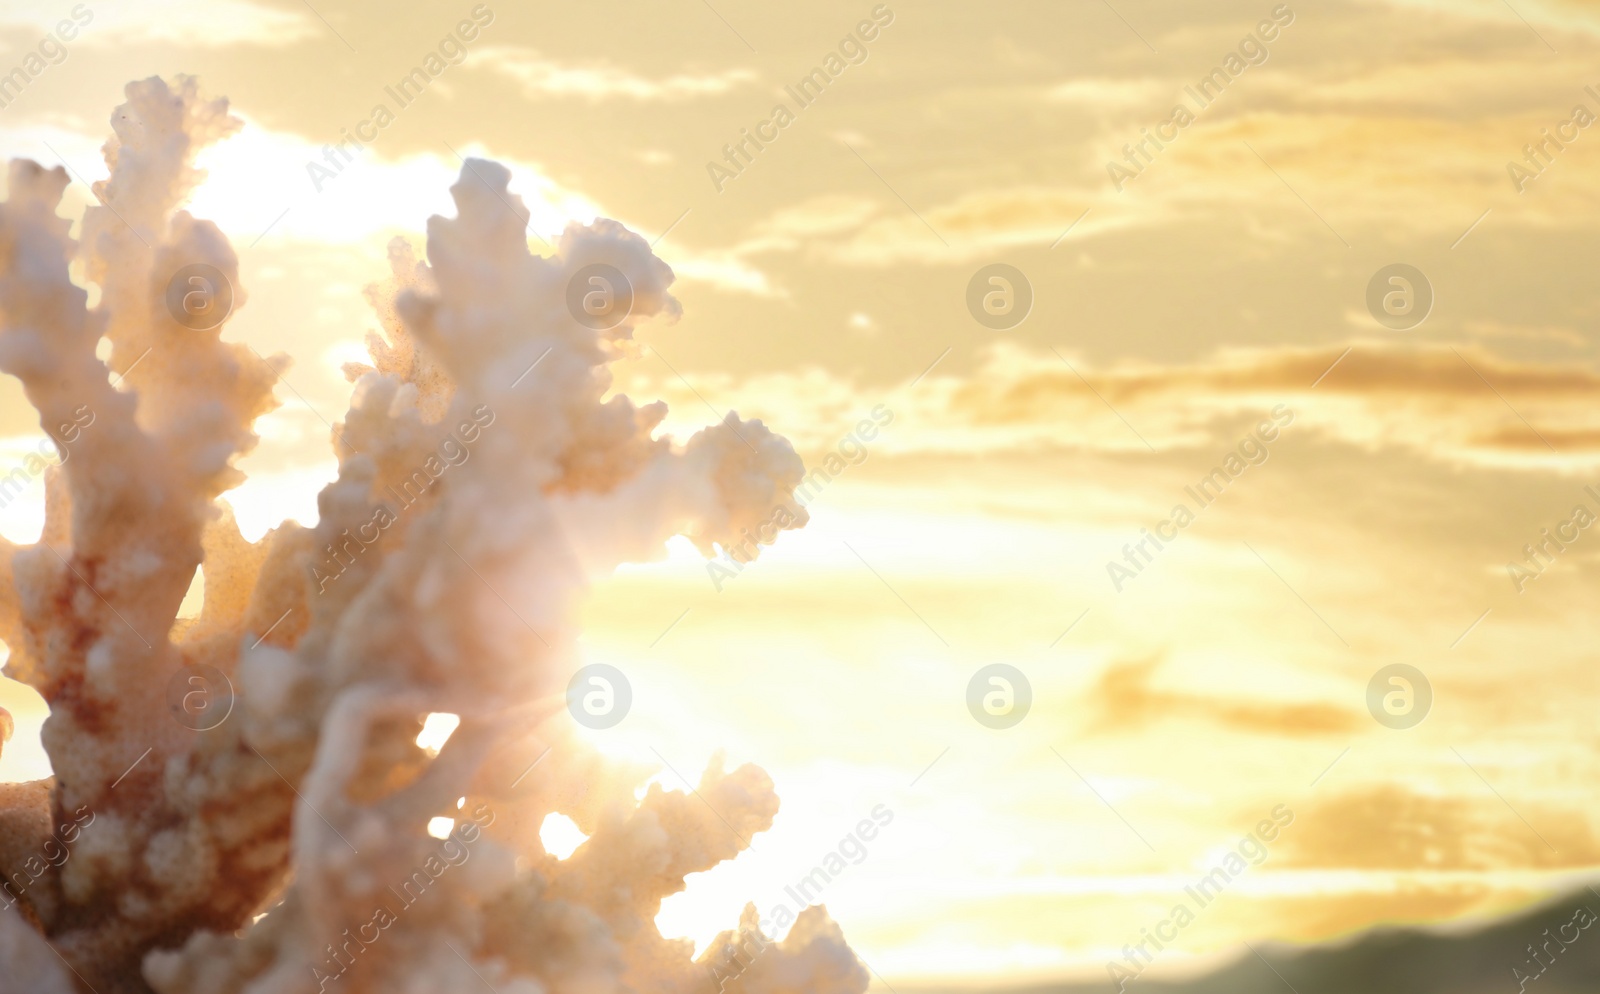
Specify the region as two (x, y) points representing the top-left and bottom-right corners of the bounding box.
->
(1106, 4), (1295, 192)
(312, 404), (496, 593)
(0, 405), (96, 510)
(1505, 483), (1600, 593)
(0, 4), (94, 112)
(705, 4), (896, 193)
(1506, 84), (1600, 194)
(706, 803), (895, 991)
(1105, 405), (1295, 593)
(706, 403), (894, 591)
(311, 803), (496, 990)
(306, 4), (496, 193)
(1107, 804), (1295, 990)
(1513, 903), (1597, 991)
(0, 804), (94, 912)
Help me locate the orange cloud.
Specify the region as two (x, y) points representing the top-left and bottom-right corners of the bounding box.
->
(1278, 785), (1600, 871)
(1086, 654), (1360, 738)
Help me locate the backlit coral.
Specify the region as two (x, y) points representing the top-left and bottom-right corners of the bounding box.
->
(0, 76), (860, 994)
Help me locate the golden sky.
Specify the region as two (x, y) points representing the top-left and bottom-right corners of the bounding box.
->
(4, 0), (1600, 985)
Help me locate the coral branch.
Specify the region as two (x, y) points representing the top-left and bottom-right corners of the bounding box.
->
(0, 76), (857, 994)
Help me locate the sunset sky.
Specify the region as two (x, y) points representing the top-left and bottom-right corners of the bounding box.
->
(4, 0), (1600, 985)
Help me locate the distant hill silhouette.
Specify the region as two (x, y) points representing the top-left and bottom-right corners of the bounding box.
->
(913, 887), (1600, 994)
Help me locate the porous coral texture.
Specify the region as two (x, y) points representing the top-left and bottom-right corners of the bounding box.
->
(0, 75), (859, 994)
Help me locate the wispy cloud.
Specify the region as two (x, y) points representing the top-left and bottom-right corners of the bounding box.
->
(475, 46), (756, 101)
(0, 0), (318, 47)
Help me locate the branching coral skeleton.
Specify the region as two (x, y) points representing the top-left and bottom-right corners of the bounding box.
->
(0, 76), (865, 994)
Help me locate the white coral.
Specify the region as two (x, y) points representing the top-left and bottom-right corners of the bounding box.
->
(0, 76), (856, 994)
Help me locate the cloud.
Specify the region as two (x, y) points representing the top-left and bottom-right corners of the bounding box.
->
(665, 250), (782, 297)
(639, 197), (888, 296)
(1277, 785), (1600, 870)
(955, 342), (1600, 409)
(736, 196), (883, 254)
(759, 3), (1600, 266)
(938, 342), (1600, 468)
(0, 0), (318, 47)
(807, 103), (1590, 263)
(827, 187), (1103, 265)
(474, 46), (756, 101)
(1085, 653), (1360, 738)
(1383, 0), (1600, 41)
(1045, 77), (1169, 108)
(1460, 319), (1588, 347)
(779, 186), (1102, 266)
(619, 341), (1600, 470)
